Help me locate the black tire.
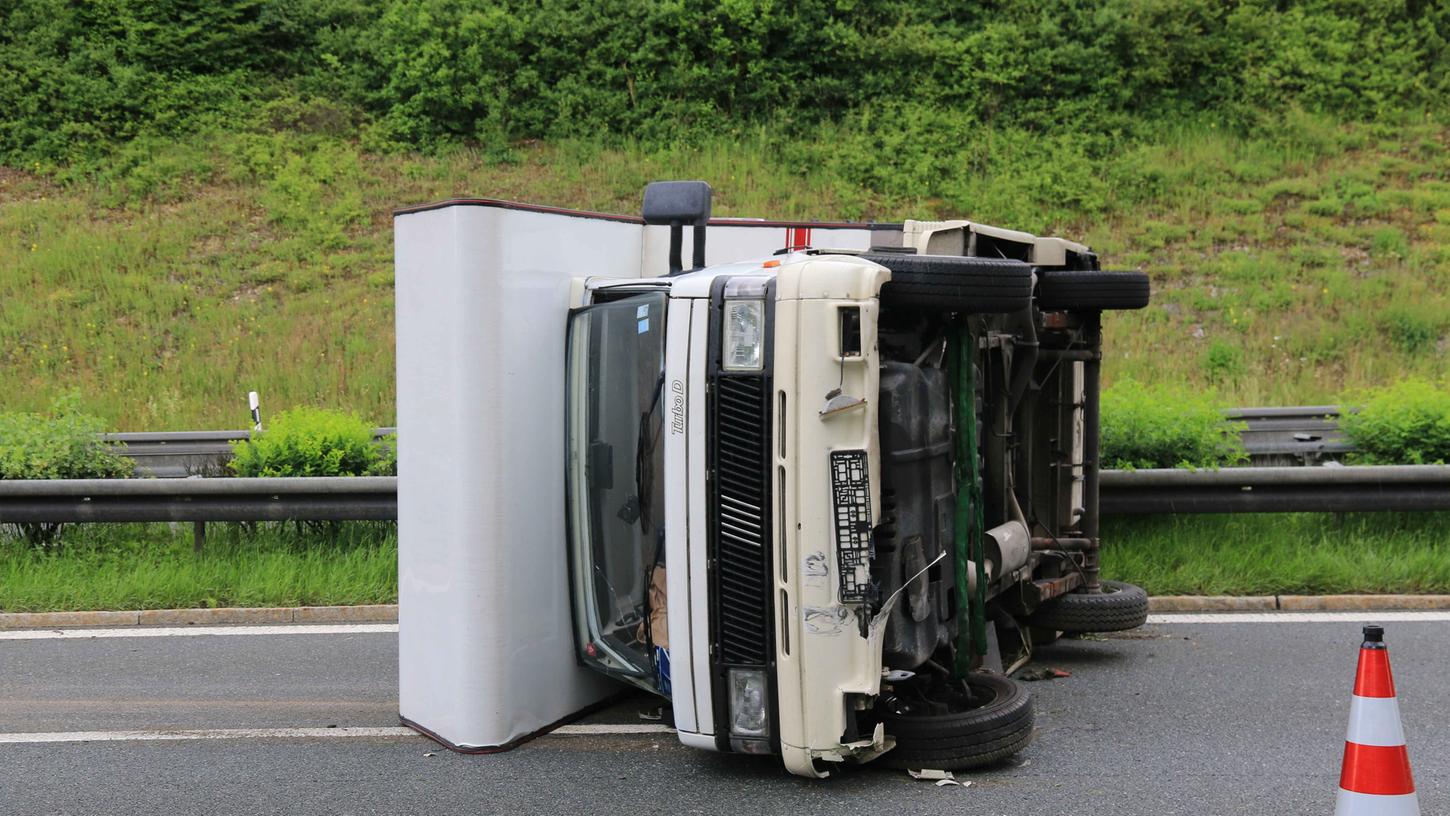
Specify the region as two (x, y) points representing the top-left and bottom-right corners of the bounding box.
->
(1036, 269), (1150, 311)
(864, 253), (1033, 314)
(876, 673), (1033, 770)
(1025, 580), (1149, 633)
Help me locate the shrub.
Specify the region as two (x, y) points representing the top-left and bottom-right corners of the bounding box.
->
(2, 0), (1448, 166)
(1101, 380), (1247, 470)
(229, 407), (395, 477)
(0, 395), (134, 547)
(1342, 380), (1450, 465)
(0, 395), (134, 480)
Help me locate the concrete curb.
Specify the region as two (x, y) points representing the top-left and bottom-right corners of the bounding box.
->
(1150, 595), (1450, 613)
(0, 604), (398, 630)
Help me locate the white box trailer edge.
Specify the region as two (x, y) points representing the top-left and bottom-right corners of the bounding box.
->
(394, 185), (1150, 777)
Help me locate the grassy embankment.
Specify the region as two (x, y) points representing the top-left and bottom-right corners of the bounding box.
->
(2, 116), (1448, 431)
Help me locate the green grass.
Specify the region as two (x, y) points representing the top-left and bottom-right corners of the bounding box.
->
(0, 522), (396, 612)
(2, 113), (1448, 430)
(5, 513), (1449, 611)
(1102, 513), (1450, 596)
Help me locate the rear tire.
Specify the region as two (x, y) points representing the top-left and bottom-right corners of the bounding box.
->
(1025, 580), (1149, 633)
(876, 673), (1033, 770)
(865, 253), (1033, 314)
(1036, 270), (1150, 311)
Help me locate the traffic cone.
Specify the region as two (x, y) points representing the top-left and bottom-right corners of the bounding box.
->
(1335, 624), (1419, 815)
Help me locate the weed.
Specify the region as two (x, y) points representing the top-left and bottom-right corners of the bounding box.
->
(1202, 340), (1246, 383)
(1370, 228), (1409, 260)
(1379, 304), (1446, 353)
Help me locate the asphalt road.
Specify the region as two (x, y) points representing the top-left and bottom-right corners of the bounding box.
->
(2, 618), (1445, 815)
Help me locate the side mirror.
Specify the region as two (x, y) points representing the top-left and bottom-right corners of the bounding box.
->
(642, 181), (712, 276)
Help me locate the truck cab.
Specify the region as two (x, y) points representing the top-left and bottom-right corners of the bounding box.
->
(564, 181), (1151, 777)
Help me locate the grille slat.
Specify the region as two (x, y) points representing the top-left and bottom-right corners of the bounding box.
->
(712, 374), (772, 666)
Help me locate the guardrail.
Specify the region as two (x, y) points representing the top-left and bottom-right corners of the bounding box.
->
(1227, 406), (1351, 466)
(1101, 465), (1450, 514)
(0, 477), (397, 550)
(96, 407), (1347, 476)
(1, 466), (1446, 548)
(102, 428), (397, 478)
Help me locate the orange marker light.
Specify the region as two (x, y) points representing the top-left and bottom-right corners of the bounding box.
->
(763, 259), (781, 269)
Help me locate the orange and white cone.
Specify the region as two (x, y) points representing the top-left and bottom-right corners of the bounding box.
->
(1335, 624), (1419, 815)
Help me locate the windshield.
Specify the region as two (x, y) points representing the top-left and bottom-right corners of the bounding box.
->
(565, 292), (669, 691)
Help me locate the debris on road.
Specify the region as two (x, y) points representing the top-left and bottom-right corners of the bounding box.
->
(1018, 666), (1072, 682)
(907, 768), (972, 787)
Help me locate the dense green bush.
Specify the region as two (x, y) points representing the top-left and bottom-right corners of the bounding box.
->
(0, 396), (134, 480)
(2, 0), (1446, 165)
(1101, 380), (1247, 470)
(1342, 380), (1450, 465)
(229, 407), (395, 477)
(0, 396), (134, 546)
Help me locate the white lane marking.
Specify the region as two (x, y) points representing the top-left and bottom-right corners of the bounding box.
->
(0, 624), (399, 641)
(552, 724), (675, 735)
(0, 724), (676, 745)
(1149, 612), (1450, 624)
(0, 727), (418, 744)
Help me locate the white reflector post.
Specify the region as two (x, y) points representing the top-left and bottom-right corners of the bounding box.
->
(394, 203), (644, 750)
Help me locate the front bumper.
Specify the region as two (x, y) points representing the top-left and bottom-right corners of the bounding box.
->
(770, 258), (894, 777)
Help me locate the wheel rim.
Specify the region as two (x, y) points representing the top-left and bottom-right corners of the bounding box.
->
(886, 677), (1003, 718)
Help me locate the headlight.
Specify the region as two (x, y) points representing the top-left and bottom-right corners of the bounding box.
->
(722, 300), (765, 372)
(728, 668), (770, 737)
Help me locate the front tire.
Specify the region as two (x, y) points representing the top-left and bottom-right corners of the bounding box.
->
(876, 673), (1033, 770)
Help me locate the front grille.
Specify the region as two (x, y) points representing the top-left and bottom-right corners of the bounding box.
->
(712, 375), (772, 665)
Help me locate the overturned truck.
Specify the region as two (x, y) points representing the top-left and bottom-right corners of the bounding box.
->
(562, 181), (1151, 776)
